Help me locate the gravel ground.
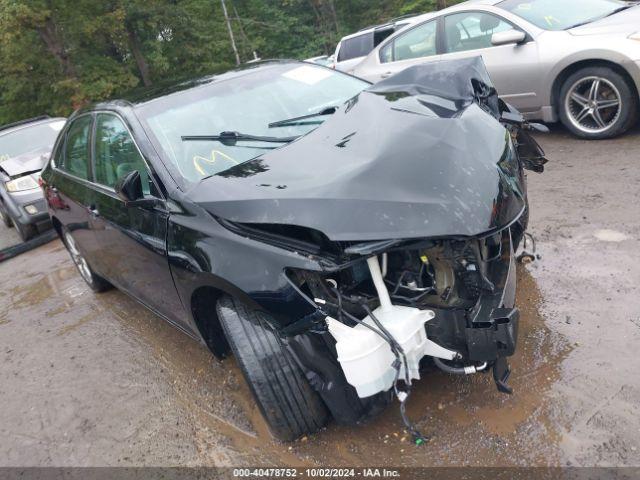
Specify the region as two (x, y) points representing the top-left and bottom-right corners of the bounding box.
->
(0, 125), (639, 467)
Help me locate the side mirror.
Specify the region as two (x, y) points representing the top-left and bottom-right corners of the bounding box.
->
(115, 170), (143, 203)
(114, 170), (161, 208)
(491, 29), (526, 47)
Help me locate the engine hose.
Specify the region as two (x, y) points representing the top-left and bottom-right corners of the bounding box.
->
(433, 357), (488, 375)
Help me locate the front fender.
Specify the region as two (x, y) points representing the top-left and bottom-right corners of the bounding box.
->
(167, 203), (322, 332)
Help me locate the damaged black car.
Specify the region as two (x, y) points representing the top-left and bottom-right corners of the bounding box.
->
(41, 58), (547, 442)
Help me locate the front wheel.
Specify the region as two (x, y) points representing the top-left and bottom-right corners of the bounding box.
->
(61, 229), (111, 292)
(216, 295), (329, 441)
(559, 66), (638, 139)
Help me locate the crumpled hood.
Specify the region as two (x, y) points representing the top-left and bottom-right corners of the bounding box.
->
(190, 57), (526, 242)
(569, 5), (640, 36)
(0, 147), (50, 177)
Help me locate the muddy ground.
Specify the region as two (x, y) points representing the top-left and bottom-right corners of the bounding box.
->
(0, 126), (639, 467)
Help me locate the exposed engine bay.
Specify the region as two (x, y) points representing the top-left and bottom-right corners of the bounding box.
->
(290, 227), (519, 387)
(285, 228), (520, 442)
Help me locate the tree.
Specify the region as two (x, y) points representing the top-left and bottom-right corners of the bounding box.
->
(0, 0), (463, 124)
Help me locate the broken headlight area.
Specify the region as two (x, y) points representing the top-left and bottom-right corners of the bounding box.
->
(285, 227), (518, 437)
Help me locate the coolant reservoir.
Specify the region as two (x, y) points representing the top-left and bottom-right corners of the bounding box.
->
(327, 305), (456, 398)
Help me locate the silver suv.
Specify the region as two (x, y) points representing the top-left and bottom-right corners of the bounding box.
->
(353, 0), (640, 139)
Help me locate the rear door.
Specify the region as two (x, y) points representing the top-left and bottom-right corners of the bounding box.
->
(90, 112), (187, 326)
(439, 11), (541, 112)
(48, 114), (102, 267)
(363, 18), (441, 82)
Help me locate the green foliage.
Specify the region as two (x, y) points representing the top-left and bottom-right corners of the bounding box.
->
(0, 0), (462, 124)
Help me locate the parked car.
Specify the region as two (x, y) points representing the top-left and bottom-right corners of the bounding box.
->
(333, 16), (416, 73)
(0, 116), (67, 241)
(353, 0), (640, 139)
(41, 59), (546, 441)
(304, 55), (335, 67)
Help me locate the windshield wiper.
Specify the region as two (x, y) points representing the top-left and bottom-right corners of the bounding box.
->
(268, 106), (340, 128)
(181, 131), (299, 145)
(564, 6), (631, 29)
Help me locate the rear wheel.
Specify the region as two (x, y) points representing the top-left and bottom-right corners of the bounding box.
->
(61, 229), (111, 292)
(559, 66), (638, 139)
(216, 295), (329, 441)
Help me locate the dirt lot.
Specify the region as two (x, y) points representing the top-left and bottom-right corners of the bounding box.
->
(0, 126), (639, 467)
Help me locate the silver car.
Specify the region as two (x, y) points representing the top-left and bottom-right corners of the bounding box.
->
(353, 0), (640, 139)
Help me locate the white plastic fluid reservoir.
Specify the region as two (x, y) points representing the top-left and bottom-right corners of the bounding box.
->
(327, 305), (452, 398)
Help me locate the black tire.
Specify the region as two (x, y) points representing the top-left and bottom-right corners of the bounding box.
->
(11, 218), (36, 242)
(216, 295), (329, 441)
(60, 227), (112, 292)
(559, 66), (638, 140)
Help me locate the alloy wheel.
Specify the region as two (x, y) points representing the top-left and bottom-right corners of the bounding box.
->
(64, 231), (93, 284)
(565, 76), (622, 135)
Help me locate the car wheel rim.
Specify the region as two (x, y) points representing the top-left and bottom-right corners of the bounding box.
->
(565, 76), (622, 134)
(64, 231), (93, 284)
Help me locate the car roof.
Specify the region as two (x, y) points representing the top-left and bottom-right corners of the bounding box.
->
(338, 16), (419, 42)
(401, 0), (503, 25)
(0, 116), (66, 137)
(458, 0), (503, 5)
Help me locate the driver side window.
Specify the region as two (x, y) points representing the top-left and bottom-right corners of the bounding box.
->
(93, 113), (150, 195)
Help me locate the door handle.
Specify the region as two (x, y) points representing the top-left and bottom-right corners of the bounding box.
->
(380, 71), (393, 79)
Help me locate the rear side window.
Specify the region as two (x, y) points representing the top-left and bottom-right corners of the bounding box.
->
(338, 32), (374, 62)
(62, 115), (92, 180)
(93, 113), (150, 194)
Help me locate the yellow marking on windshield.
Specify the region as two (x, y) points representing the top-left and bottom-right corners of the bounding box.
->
(544, 15), (560, 27)
(193, 149), (238, 176)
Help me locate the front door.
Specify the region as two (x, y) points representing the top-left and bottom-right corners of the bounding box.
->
(90, 112), (187, 327)
(439, 11), (541, 113)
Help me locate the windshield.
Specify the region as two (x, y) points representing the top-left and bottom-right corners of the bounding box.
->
(499, 0), (627, 30)
(137, 63), (369, 183)
(0, 120), (66, 162)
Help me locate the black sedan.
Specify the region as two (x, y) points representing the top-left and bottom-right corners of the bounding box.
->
(0, 116), (67, 241)
(41, 59), (546, 442)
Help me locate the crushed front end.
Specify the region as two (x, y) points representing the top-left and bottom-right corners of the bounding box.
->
(196, 57), (548, 437)
(286, 225), (518, 399)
